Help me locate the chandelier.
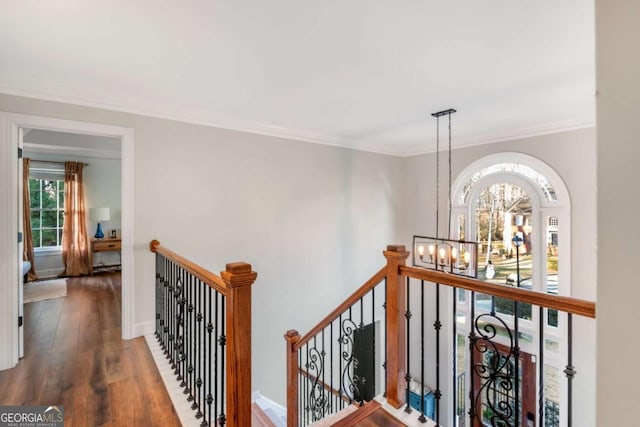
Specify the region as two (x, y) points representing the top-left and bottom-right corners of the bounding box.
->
(412, 109), (478, 278)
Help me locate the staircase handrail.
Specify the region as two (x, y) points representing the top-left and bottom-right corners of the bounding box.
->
(150, 239), (229, 295)
(400, 264), (595, 318)
(293, 266), (387, 350)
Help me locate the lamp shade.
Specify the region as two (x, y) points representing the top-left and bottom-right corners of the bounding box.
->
(91, 207), (110, 222)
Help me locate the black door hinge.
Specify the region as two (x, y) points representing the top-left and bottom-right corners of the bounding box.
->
(18, 232), (23, 243)
(18, 316), (23, 327)
(18, 147), (23, 158)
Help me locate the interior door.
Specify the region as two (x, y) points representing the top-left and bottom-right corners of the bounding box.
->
(472, 342), (536, 427)
(17, 127), (24, 358)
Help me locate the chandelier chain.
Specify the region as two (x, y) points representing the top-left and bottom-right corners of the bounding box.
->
(436, 115), (440, 240)
(448, 112), (452, 240)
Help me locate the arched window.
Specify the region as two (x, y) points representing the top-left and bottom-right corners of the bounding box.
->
(451, 152), (571, 426)
(452, 152), (570, 298)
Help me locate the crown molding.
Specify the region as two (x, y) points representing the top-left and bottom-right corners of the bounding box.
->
(401, 118), (596, 157)
(1, 85), (595, 159)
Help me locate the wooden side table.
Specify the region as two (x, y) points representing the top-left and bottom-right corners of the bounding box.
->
(90, 238), (122, 275)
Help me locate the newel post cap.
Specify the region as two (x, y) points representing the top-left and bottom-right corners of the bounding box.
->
(221, 262), (257, 288)
(149, 239), (160, 252)
(383, 244), (410, 260)
(284, 329), (300, 342)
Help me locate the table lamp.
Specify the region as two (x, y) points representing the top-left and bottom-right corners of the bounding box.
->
(91, 207), (110, 239)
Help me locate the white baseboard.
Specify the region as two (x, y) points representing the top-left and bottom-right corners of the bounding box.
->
(252, 391), (286, 412)
(133, 321), (155, 338)
(144, 334), (201, 427)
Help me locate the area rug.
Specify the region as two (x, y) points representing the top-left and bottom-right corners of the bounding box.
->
(24, 279), (67, 303)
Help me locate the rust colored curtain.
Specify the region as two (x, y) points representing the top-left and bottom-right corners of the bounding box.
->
(60, 161), (90, 276)
(22, 158), (38, 282)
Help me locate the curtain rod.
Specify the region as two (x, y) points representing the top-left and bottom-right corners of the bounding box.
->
(30, 159), (89, 166)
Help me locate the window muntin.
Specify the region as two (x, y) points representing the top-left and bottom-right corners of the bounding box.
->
(30, 178), (65, 248)
(475, 183), (534, 320)
(459, 162), (557, 205)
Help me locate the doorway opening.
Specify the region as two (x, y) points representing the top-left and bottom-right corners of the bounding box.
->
(0, 112), (134, 370)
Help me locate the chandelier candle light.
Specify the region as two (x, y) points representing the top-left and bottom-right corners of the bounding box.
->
(413, 235), (477, 277)
(91, 207), (110, 239)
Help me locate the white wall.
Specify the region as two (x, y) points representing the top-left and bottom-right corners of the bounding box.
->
(23, 151), (122, 277)
(0, 93), (405, 404)
(403, 128), (597, 427)
(596, 1), (640, 425)
(0, 93), (600, 417)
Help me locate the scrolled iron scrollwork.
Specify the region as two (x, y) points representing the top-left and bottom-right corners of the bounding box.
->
(472, 313), (517, 427)
(174, 278), (186, 364)
(338, 318), (365, 404)
(306, 346), (329, 422)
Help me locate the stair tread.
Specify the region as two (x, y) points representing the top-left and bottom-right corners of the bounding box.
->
(332, 400), (407, 427)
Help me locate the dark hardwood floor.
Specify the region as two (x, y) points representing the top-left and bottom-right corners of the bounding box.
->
(0, 272), (181, 426)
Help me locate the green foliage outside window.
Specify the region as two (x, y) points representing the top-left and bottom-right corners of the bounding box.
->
(29, 178), (64, 248)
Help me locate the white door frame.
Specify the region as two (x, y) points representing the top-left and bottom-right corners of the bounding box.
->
(0, 112), (135, 370)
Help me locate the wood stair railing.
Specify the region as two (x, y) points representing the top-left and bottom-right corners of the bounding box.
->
(150, 240), (257, 427)
(285, 244), (596, 427)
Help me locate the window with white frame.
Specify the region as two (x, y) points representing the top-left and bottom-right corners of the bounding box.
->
(29, 162), (65, 249)
(451, 153), (571, 427)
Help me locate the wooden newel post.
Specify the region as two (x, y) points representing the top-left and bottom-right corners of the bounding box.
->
(284, 329), (301, 427)
(384, 244), (410, 409)
(222, 262), (257, 427)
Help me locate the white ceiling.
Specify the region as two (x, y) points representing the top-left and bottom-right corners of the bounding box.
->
(0, 1), (595, 156)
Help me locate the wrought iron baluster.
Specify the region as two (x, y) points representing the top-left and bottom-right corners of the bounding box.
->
(170, 262), (175, 365)
(188, 275), (195, 403)
(341, 306), (358, 405)
(405, 277), (412, 413)
(298, 347), (302, 427)
(451, 285), (457, 427)
(515, 299), (520, 427)
(199, 281), (208, 426)
(166, 258), (171, 353)
(435, 282), (441, 424)
(186, 274), (193, 398)
(214, 291), (219, 424)
(322, 329), (326, 418)
(338, 313), (343, 410)
(176, 269), (185, 381)
(565, 313), (575, 427)
(372, 287), (376, 402)
(539, 306), (544, 426)
(330, 321), (334, 415)
(218, 295), (226, 426)
(419, 279), (426, 423)
(179, 269), (186, 388)
(204, 286), (213, 427)
(468, 290), (476, 423)
(473, 300), (516, 426)
(194, 279), (203, 418)
(304, 342), (309, 425)
(155, 254), (160, 338)
(358, 296), (364, 406)
(383, 277), (387, 398)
